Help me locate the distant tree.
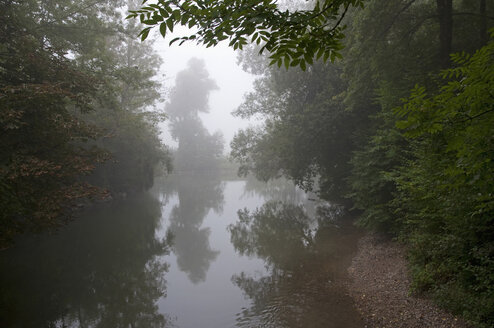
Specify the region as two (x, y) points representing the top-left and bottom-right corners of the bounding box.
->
(166, 58), (224, 171)
(167, 58), (218, 118)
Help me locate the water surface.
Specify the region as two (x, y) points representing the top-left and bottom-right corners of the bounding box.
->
(0, 173), (363, 328)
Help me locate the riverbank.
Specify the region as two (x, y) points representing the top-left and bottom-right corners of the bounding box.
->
(346, 233), (469, 328)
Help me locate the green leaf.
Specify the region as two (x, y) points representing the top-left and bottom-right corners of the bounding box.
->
(139, 28), (150, 41)
(181, 14), (188, 26)
(323, 51), (330, 63)
(166, 18), (174, 32)
(169, 37), (180, 46)
(316, 48), (324, 60)
(304, 53), (313, 65)
(159, 22), (167, 36)
(290, 59), (300, 67)
(159, 8), (168, 18)
(330, 52), (335, 62)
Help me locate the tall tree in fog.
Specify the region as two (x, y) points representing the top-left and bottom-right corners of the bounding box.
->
(166, 58), (224, 171)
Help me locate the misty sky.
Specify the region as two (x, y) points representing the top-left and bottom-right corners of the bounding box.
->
(153, 30), (256, 152)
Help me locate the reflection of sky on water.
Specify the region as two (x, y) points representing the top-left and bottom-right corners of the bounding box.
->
(156, 176), (269, 328)
(153, 174), (360, 328)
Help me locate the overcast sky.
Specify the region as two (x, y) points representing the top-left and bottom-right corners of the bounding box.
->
(152, 30), (256, 153)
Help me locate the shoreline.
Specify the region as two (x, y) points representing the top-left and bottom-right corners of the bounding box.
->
(346, 233), (469, 328)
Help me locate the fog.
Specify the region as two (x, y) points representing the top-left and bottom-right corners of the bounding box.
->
(153, 30), (256, 152)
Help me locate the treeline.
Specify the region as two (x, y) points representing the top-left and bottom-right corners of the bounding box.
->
(230, 1), (493, 326)
(0, 0), (171, 247)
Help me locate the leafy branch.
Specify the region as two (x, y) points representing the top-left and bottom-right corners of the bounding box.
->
(127, 0), (364, 70)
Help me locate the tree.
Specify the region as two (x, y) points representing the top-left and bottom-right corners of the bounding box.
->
(84, 0), (172, 193)
(230, 58), (357, 205)
(166, 58), (224, 171)
(0, 0), (112, 247)
(128, 0), (365, 69)
(167, 57), (218, 118)
(0, 0), (171, 246)
(390, 37), (494, 326)
(346, 0), (494, 232)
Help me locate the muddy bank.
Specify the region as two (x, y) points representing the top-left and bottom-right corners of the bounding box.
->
(346, 233), (469, 328)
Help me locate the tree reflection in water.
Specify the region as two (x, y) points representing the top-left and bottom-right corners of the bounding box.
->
(161, 173), (224, 283)
(229, 201), (363, 328)
(242, 176), (304, 204)
(241, 175), (319, 218)
(0, 193), (173, 328)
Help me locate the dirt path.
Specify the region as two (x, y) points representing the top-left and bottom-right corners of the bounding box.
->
(346, 233), (470, 328)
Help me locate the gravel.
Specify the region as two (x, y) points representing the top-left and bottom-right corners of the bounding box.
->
(346, 233), (470, 328)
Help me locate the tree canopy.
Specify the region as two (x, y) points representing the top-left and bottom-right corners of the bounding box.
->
(0, 0), (171, 247)
(128, 0), (364, 69)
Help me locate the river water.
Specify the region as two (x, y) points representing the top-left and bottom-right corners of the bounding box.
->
(0, 173), (363, 328)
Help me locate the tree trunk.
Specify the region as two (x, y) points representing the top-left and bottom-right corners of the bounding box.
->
(479, 0), (488, 47)
(436, 0), (453, 68)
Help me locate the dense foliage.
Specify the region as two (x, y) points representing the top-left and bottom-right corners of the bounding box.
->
(0, 0), (170, 247)
(230, 61), (358, 206)
(393, 43), (494, 325)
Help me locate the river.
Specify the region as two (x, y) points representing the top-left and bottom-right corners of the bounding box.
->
(0, 173), (364, 328)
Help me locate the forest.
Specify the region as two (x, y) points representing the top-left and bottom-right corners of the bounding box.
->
(0, 0), (172, 247)
(1, 0), (493, 327)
